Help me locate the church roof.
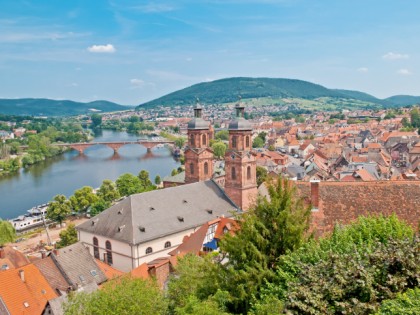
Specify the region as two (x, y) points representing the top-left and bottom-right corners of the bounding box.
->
(77, 180), (239, 245)
(228, 118), (252, 130)
(187, 118), (210, 130)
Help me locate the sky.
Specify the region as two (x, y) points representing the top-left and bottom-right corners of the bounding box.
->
(1, 0), (420, 105)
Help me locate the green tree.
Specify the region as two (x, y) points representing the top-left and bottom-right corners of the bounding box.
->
(64, 276), (168, 315)
(57, 223), (78, 248)
(97, 179), (120, 203)
(90, 199), (111, 217)
(268, 145), (275, 151)
(70, 186), (98, 213)
(116, 173), (143, 196)
(410, 108), (420, 128)
(91, 114), (102, 128)
(376, 288), (420, 315)
(175, 295), (230, 315)
(215, 130), (229, 141)
(256, 166), (268, 186)
(258, 132), (267, 142)
(47, 195), (72, 225)
(167, 254), (223, 312)
(212, 141), (227, 159)
(253, 136), (264, 148)
(171, 169), (179, 176)
(175, 137), (186, 148)
(155, 175), (161, 185)
(138, 170), (153, 189)
(219, 177), (311, 313)
(0, 220), (16, 247)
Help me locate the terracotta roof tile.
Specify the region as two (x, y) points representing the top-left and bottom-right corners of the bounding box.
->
(0, 264), (57, 315)
(95, 259), (124, 280)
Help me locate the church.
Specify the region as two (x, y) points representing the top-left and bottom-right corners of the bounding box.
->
(76, 101), (258, 272)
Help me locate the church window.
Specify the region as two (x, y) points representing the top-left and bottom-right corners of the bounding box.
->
(190, 163), (194, 175)
(246, 136), (250, 148)
(146, 247), (153, 254)
(204, 162), (209, 175)
(247, 166), (251, 180)
(164, 241), (171, 248)
(232, 167), (236, 180)
(105, 240), (113, 265)
(93, 237), (99, 259)
(190, 135), (195, 146)
(202, 134), (207, 146)
(232, 136), (237, 148)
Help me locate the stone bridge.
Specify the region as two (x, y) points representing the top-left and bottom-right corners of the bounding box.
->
(53, 140), (175, 154)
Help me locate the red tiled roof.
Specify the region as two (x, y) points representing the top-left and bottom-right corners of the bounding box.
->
(0, 264), (57, 315)
(95, 259), (124, 280)
(0, 246), (30, 270)
(130, 263), (150, 280)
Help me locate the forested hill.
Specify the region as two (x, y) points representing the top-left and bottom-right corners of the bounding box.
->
(0, 99), (131, 117)
(138, 77), (420, 108)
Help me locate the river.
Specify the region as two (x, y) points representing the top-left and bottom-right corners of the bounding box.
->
(0, 130), (180, 220)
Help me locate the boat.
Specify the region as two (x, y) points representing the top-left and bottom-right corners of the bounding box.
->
(9, 204), (50, 232)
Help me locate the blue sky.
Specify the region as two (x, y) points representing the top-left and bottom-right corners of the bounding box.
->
(0, 0), (419, 105)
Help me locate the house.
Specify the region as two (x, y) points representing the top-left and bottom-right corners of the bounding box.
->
(77, 180), (239, 272)
(0, 246), (31, 270)
(0, 264), (58, 315)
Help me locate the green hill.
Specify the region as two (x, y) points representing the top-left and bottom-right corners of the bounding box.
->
(0, 98), (131, 117)
(138, 77), (419, 109)
(384, 95), (420, 106)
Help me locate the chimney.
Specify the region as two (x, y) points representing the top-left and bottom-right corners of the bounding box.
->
(0, 247), (5, 259)
(52, 249), (59, 256)
(310, 179), (320, 210)
(41, 250), (47, 259)
(19, 270), (25, 282)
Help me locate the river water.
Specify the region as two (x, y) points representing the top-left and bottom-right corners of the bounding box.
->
(0, 130), (180, 220)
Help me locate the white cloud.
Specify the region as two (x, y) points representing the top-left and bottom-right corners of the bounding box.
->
(357, 67), (368, 73)
(87, 44), (116, 53)
(382, 52), (409, 60)
(130, 78), (145, 88)
(397, 68), (412, 75)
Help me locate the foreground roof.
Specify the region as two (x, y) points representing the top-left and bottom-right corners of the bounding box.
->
(77, 180), (239, 245)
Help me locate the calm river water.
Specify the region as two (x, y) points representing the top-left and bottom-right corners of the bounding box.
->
(0, 130), (180, 219)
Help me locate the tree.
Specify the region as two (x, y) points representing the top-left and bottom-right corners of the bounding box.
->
(212, 141), (227, 159)
(410, 108), (420, 128)
(268, 145), (275, 151)
(70, 186), (98, 213)
(258, 132), (267, 142)
(219, 177), (311, 313)
(377, 288), (420, 315)
(91, 114), (102, 128)
(0, 220), (16, 247)
(256, 166), (268, 186)
(47, 195), (72, 225)
(155, 175), (161, 185)
(97, 179), (120, 203)
(253, 136), (264, 148)
(90, 199), (111, 217)
(116, 173), (143, 196)
(215, 130), (229, 141)
(138, 170), (153, 189)
(171, 169), (178, 176)
(57, 223), (78, 248)
(175, 137), (186, 148)
(64, 276), (168, 315)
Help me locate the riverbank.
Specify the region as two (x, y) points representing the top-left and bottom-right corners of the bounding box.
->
(8, 216), (89, 257)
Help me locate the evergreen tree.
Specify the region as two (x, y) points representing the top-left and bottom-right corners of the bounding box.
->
(219, 177), (311, 313)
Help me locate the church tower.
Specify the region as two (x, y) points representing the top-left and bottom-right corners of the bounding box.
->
(184, 102), (214, 184)
(224, 101), (257, 210)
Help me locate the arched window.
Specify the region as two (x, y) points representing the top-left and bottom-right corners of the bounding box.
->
(247, 166), (251, 180)
(93, 237), (99, 259)
(232, 136), (237, 148)
(146, 247), (153, 254)
(231, 167), (236, 180)
(164, 241), (171, 248)
(202, 134), (207, 146)
(190, 135), (195, 146)
(246, 136), (250, 148)
(204, 162), (209, 175)
(190, 163), (194, 175)
(105, 241), (113, 265)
